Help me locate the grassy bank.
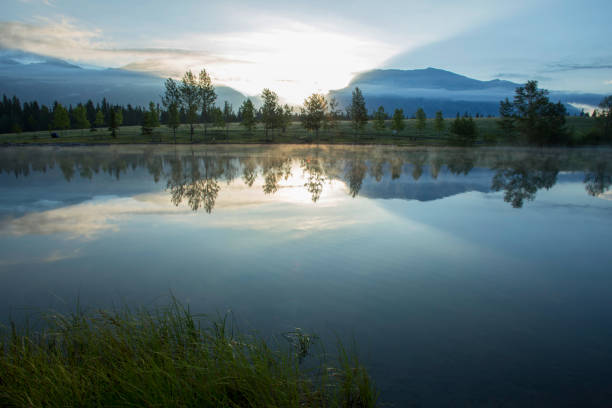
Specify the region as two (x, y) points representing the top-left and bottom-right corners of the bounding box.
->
(0, 301), (377, 407)
(0, 117), (599, 146)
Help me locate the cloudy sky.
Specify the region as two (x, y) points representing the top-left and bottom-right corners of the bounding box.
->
(2, 0), (611, 103)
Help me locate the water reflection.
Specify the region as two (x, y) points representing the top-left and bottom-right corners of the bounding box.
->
(492, 157), (559, 208)
(166, 153), (221, 213)
(584, 161), (612, 197)
(1, 146), (611, 214)
(1, 145), (612, 407)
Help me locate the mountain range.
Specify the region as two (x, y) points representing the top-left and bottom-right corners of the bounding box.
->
(0, 50), (248, 108)
(0, 50), (605, 116)
(329, 68), (604, 116)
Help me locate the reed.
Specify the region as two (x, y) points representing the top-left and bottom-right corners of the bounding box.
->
(0, 299), (377, 407)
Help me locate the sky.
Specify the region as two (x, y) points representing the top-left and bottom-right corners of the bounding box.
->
(1, 0), (611, 103)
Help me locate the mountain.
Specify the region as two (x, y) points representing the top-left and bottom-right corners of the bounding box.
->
(0, 50), (250, 108)
(329, 68), (604, 117)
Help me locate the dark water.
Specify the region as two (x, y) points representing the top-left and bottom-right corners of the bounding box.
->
(1, 145), (612, 407)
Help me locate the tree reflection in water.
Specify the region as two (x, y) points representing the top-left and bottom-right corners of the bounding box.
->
(584, 161), (612, 197)
(302, 158), (327, 203)
(166, 151), (220, 213)
(492, 157), (559, 208)
(1, 146), (611, 213)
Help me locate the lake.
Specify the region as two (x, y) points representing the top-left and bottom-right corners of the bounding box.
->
(1, 145), (612, 407)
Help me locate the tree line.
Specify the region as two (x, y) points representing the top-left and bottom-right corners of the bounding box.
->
(2, 68), (611, 146)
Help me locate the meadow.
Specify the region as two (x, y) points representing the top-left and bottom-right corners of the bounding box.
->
(0, 117), (599, 146)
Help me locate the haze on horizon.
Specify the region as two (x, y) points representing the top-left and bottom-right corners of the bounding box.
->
(1, 0), (611, 104)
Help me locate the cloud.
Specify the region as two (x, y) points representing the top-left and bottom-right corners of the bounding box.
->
(0, 169), (373, 241)
(0, 18), (106, 56)
(0, 248), (81, 266)
(0, 17), (398, 102)
(545, 62), (612, 72)
(605, 80), (612, 85)
(567, 102), (598, 115)
(0, 19), (247, 78)
(495, 72), (553, 81)
(18, 0), (55, 5)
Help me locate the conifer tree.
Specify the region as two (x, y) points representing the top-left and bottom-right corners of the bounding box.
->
(373, 106), (386, 132)
(434, 111), (445, 135)
(391, 108), (405, 134)
(350, 87), (368, 136)
(239, 99), (256, 133)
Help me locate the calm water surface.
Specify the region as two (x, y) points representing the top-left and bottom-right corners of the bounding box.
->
(1, 145), (612, 407)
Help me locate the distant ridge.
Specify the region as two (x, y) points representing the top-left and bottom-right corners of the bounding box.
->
(331, 68), (604, 117)
(0, 50), (251, 108)
(349, 68), (518, 91)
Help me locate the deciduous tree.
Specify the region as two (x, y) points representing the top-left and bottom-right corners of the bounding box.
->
(323, 97), (340, 136)
(301, 93), (327, 140)
(199, 69), (217, 139)
(51, 104), (70, 134)
(179, 71), (201, 142)
(261, 88), (280, 139)
(239, 99), (256, 133)
(94, 110), (104, 129)
(73, 105), (90, 135)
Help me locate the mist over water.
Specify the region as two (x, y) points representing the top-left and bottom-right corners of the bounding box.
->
(1, 145), (612, 407)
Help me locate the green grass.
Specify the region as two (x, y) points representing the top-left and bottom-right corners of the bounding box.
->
(0, 117), (600, 146)
(0, 300), (377, 407)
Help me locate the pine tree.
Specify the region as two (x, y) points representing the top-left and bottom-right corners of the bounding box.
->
(350, 87), (368, 136)
(373, 106), (386, 132)
(223, 101), (233, 139)
(497, 98), (515, 141)
(415, 108), (427, 138)
(434, 111), (445, 135)
(391, 108), (405, 134)
(166, 103), (180, 143)
(142, 101), (160, 138)
(108, 108), (121, 138)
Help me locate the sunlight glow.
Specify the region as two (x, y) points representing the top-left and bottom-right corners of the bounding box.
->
(167, 23), (400, 103)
